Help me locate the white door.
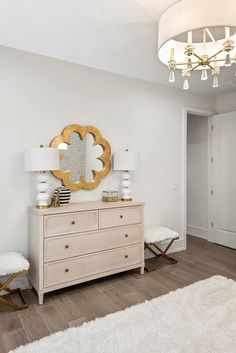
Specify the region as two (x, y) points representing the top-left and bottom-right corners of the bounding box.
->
(208, 111), (236, 248)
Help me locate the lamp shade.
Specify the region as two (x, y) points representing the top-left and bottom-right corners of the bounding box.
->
(113, 150), (138, 171)
(158, 0), (236, 52)
(158, 0), (236, 70)
(24, 147), (60, 171)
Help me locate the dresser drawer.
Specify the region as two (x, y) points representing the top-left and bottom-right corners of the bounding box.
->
(44, 245), (142, 287)
(44, 225), (142, 262)
(99, 207), (142, 229)
(44, 211), (98, 237)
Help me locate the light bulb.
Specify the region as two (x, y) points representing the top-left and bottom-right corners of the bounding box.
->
(183, 78), (189, 90)
(225, 53), (231, 67)
(169, 70), (175, 83)
(213, 76), (219, 88)
(201, 68), (208, 81)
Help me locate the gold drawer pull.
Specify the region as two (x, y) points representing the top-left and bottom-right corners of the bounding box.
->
(120, 215), (124, 219)
(65, 245), (69, 249)
(125, 234), (128, 238)
(65, 268), (69, 273)
(71, 221), (75, 225)
(125, 255), (128, 259)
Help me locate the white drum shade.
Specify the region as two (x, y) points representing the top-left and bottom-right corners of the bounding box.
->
(158, 0), (236, 68)
(113, 150), (138, 171)
(158, 0), (236, 50)
(25, 147), (60, 171)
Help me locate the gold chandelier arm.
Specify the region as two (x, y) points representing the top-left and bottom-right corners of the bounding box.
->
(175, 61), (199, 67)
(193, 52), (202, 61)
(210, 58), (224, 63)
(190, 63), (201, 71)
(210, 57), (234, 63)
(207, 63), (215, 70)
(208, 49), (224, 61)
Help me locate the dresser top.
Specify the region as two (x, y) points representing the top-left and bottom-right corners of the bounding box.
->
(29, 200), (144, 215)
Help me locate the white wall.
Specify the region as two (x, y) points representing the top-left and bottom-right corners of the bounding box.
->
(0, 46), (216, 256)
(187, 115), (208, 239)
(217, 92), (236, 113)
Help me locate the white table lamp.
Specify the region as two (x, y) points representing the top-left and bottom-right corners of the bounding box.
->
(113, 149), (138, 201)
(25, 145), (60, 208)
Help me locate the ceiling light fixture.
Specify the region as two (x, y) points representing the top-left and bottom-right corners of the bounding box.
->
(158, 0), (236, 90)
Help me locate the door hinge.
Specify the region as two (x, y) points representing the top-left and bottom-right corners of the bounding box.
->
(211, 157), (214, 163)
(211, 189), (214, 195)
(211, 221), (214, 227)
(212, 125), (214, 131)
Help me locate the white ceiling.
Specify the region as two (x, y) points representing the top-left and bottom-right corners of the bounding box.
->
(0, 0), (235, 96)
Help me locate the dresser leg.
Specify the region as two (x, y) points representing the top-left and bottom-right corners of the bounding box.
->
(139, 266), (144, 275)
(38, 293), (44, 305)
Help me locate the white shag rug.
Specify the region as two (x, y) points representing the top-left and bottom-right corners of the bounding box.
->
(11, 276), (236, 353)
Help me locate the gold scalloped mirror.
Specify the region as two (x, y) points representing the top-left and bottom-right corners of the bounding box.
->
(50, 124), (111, 190)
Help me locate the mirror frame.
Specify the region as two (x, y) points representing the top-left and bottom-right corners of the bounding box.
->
(50, 124), (111, 191)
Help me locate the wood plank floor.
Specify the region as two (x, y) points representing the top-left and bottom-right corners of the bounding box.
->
(1, 235), (236, 353)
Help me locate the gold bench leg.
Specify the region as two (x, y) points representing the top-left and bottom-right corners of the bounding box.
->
(145, 238), (179, 272)
(0, 271), (28, 310)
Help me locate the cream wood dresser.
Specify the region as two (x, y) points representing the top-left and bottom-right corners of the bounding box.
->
(28, 201), (144, 304)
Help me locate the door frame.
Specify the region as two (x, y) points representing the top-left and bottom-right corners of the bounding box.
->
(182, 107), (215, 248)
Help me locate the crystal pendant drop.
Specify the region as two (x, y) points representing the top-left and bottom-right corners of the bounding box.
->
(187, 58), (193, 70)
(225, 53), (231, 67)
(169, 70), (175, 83)
(213, 76), (219, 88)
(183, 78), (189, 90)
(201, 68), (208, 81)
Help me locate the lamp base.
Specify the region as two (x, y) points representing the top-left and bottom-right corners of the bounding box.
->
(121, 171), (133, 201)
(36, 204), (50, 209)
(36, 172), (50, 209)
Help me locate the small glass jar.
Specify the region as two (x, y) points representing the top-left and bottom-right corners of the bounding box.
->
(102, 190), (118, 202)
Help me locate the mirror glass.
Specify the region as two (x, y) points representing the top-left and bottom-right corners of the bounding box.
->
(51, 124), (111, 190)
(58, 132), (104, 184)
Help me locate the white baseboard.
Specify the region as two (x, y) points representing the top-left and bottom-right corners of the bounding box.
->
(187, 225), (208, 240)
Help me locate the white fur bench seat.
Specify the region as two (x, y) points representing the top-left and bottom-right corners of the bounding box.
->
(0, 252), (29, 276)
(145, 226), (179, 244)
(144, 227), (179, 272)
(0, 252), (29, 310)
